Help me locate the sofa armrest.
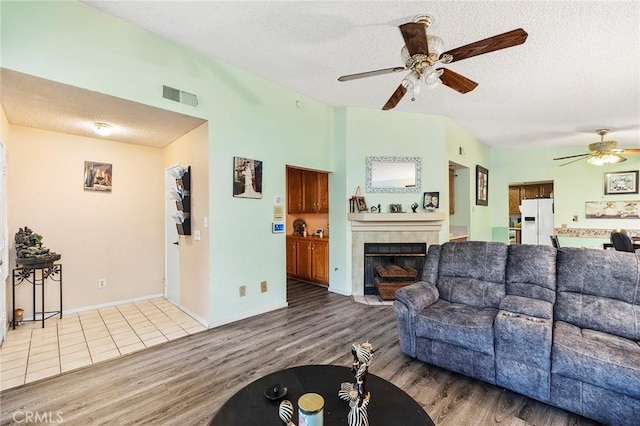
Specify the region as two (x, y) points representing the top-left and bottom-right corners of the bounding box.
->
(499, 295), (553, 320)
(394, 281), (439, 313)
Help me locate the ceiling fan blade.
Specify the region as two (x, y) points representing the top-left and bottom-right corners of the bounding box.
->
(438, 68), (478, 94)
(620, 148), (640, 154)
(559, 157), (589, 167)
(553, 153), (591, 161)
(399, 22), (428, 56)
(442, 28), (528, 63)
(338, 67), (406, 82)
(382, 84), (407, 110)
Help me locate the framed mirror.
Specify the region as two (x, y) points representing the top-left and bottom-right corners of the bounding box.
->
(366, 156), (422, 193)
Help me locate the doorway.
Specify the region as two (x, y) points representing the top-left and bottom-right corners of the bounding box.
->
(165, 165), (180, 305)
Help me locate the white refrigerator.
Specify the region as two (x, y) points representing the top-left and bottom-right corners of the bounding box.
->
(520, 199), (554, 245)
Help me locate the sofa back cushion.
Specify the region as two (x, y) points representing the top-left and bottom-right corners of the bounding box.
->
(555, 247), (640, 341)
(436, 241), (508, 309)
(506, 244), (557, 303)
(421, 244), (442, 284)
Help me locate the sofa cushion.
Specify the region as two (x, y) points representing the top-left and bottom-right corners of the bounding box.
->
(421, 244), (441, 284)
(552, 321), (640, 399)
(414, 299), (497, 355)
(506, 244), (556, 303)
(555, 248), (640, 341)
(436, 241), (508, 309)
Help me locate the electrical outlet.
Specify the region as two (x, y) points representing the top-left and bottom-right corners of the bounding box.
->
(239, 285), (246, 297)
(98, 278), (106, 288)
(260, 281), (267, 293)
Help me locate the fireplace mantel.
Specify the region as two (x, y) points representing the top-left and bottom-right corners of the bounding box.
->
(348, 212), (445, 232)
(348, 212), (445, 295)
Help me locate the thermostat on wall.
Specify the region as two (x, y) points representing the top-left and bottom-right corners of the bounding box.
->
(272, 222), (285, 233)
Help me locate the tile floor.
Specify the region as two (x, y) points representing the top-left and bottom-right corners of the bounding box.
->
(352, 294), (393, 306)
(0, 298), (207, 391)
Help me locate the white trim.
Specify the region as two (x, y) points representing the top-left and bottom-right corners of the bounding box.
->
(207, 302), (288, 328)
(64, 293), (164, 315)
(164, 298), (208, 328)
(328, 286), (351, 297)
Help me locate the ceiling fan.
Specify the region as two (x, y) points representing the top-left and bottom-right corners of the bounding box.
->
(553, 129), (640, 166)
(337, 15), (528, 110)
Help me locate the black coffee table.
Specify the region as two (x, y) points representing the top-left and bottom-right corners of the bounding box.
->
(209, 364), (434, 425)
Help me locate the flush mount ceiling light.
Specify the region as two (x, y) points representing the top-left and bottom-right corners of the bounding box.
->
(93, 122), (113, 136)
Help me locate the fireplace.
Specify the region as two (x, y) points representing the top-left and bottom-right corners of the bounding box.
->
(364, 243), (426, 296)
(348, 212), (445, 296)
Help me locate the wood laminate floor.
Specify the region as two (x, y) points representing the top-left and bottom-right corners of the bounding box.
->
(0, 280), (599, 425)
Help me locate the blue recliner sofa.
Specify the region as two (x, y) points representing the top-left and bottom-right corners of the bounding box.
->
(393, 241), (640, 424)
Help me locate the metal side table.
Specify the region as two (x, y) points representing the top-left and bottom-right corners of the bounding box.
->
(12, 263), (62, 329)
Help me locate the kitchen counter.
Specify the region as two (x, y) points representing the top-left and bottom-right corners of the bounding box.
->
(449, 235), (468, 242)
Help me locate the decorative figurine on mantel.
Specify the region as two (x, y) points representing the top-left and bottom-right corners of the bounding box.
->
(14, 227), (61, 268)
(338, 341), (374, 426)
(411, 202), (419, 213)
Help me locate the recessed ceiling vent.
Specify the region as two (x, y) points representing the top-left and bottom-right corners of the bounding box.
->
(162, 85), (199, 108)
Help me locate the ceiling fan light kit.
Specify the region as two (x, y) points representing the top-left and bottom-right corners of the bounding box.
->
(338, 13), (528, 110)
(553, 129), (638, 166)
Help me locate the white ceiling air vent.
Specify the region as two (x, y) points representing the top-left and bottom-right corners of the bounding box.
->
(162, 85), (199, 107)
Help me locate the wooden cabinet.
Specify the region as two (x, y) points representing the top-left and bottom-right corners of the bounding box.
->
(286, 238), (297, 276)
(286, 236), (329, 286)
(310, 239), (329, 283)
(508, 183), (554, 215)
(508, 186), (523, 215)
(287, 168), (303, 213)
(287, 167), (329, 214)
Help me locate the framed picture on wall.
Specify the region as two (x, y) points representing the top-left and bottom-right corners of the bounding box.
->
(84, 161), (112, 192)
(604, 170), (638, 195)
(423, 192), (440, 209)
(233, 156), (263, 199)
(476, 165), (488, 206)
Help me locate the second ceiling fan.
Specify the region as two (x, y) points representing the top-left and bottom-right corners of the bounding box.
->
(338, 15), (528, 110)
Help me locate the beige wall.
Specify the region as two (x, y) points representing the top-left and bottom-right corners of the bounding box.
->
(6, 125), (164, 318)
(162, 123), (209, 322)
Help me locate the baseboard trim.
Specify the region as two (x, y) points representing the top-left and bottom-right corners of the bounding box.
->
(207, 302), (288, 328)
(63, 293), (165, 316)
(164, 300), (208, 328)
(328, 286), (351, 297)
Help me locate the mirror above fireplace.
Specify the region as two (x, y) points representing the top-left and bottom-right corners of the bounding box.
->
(366, 156), (421, 193)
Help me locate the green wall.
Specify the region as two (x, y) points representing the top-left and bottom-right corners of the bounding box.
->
(2, 1), (514, 323)
(491, 145), (640, 247)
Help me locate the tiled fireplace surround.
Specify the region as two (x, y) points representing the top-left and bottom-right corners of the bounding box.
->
(348, 213), (446, 296)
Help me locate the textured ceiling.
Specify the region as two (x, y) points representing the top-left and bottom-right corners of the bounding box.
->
(4, 2), (639, 153)
(81, 0), (640, 150)
(0, 69), (206, 148)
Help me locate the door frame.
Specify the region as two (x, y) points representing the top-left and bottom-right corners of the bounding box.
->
(165, 163), (180, 305)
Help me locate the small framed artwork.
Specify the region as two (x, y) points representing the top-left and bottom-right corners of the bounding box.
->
(84, 161), (112, 192)
(389, 204), (403, 213)
(476, 165), (489, 206)
(604, 170), (638, 195)
(355, 196), (368, 212)
(233, 156), (263, 199)
(423, 192), (440, 209)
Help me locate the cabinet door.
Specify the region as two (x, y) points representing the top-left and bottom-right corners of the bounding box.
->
(508, 186), (522, 214)
(286, 238), (297, 276)
(316, 172), (329, 213)
(302, 170), (318, 213)
(523, 185), (539, 200)
(311, 240), (329, 285)
(296, 239), (312, 280)
(539, 183), (554, 198)
(287, 168), (303, 213)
